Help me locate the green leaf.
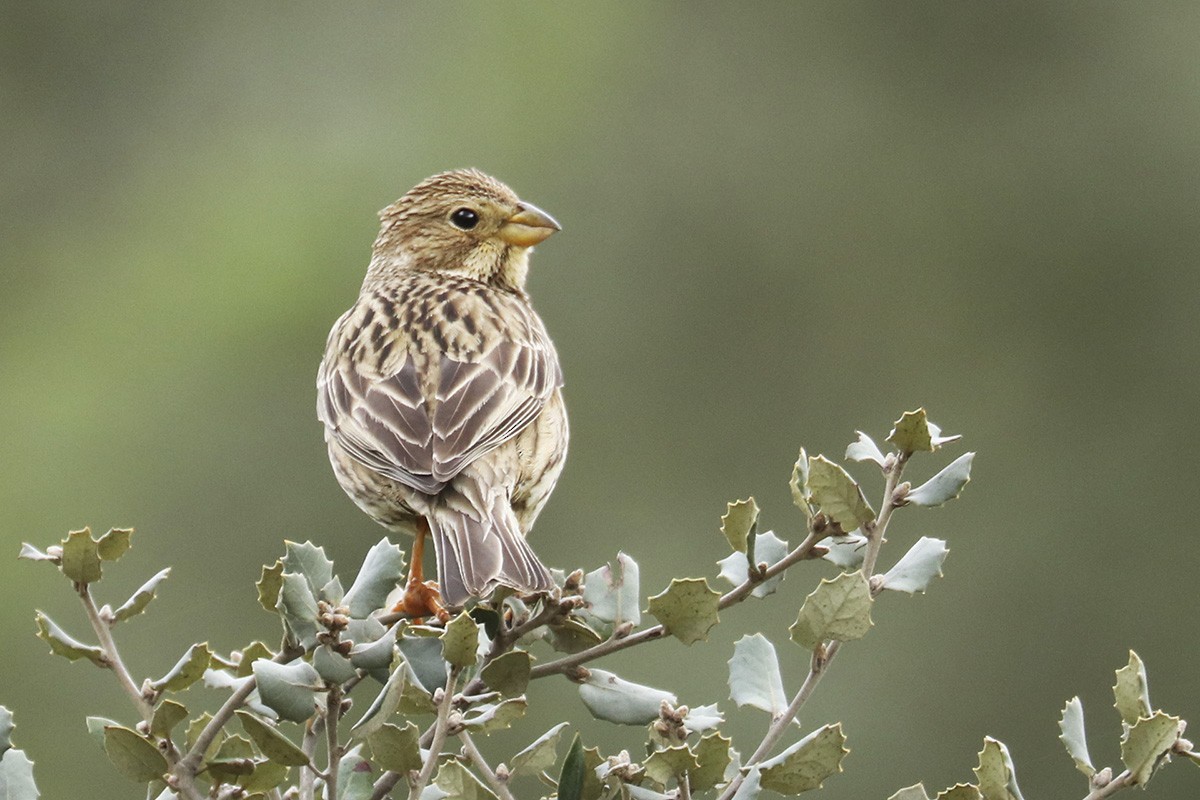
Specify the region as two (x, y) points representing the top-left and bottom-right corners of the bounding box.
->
(906, 453), (975, 507)
(643, 745), (700, 787)
(558, 734), (586, 800)
(252, 659), (321, 723)
(256, 560), (284, 613)
(806, 455), (875, 532)
(150, 700), (188, 739)
(887, 409), (961, 454)
(207, 734), (256, 780)
(239, 758), (289, 793)
(337, 746), (376, 800)
(1113, 650), (1152, 726)
(758, 723), (848, 794)
(547, 616), (605, 653)
(366, 721), (421, 772)
(34, 612), (106, 666)
(889, 785), (932, 800)
(818, 532), (867, 570)
(185, 713), (216, 758)
(150, 643), (211, 692)
(236, 710), (309, 766)
(343, 538), (405, 618)
(397, 633), (448, 693)
(845, 431), (886, 466)
(103, 725), (167, 783)
(789, 571), (873, 650)
(0, 748), (39, 799)
(96, 528), (133, 561)
(692, 733), (733, 791)
(86, 716), (120, 750)
(235, 641), (276, 678)
(646, 577), (720, 645)
(61, 528), (102, 584)
(350, 659), (410, 737)
(509, 722), (569, 777)
(1121, 711), (1182, 786)
(313, 644), (357, 684)
(973, 737), (1024, 800)
(441, 611), (481, 668)
(277, 572), (321, 649)
(790, 448), (811, 516)
(349, 628), (397, 679)
(461, 698), (527, 733)
(717, 531), (788, 598)
(880, 537), (948, 594)
(17, 543), (56, 563)
(435, 758), (497, 800)
(0, 708), (12, 758)
(721, 498), (759, 554)
(480, 650), (532, 697)
(578, 669), (676, 726)
(111, 568), (171, 623)
(728, 634), (786, 715)
(937, 786), (982, 800)
(581, 552), (641, 628)
(733, 766), (762, 800)
(1057, 696), (1094, 777)
(282, 540), (335, 598)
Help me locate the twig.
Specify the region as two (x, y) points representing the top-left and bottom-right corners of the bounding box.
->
(860, 452), (908, 578)
(407, 667), (461, 800)
(300, 718), (321, 800)
(78, 584), (154, 724)
(326, 683), (344, 799)
(459, 730), (517, 800)
(1083, 769), (1134, 800)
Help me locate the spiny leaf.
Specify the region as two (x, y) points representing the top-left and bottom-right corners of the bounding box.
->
(692, 733), (733, 791)
(312, 644), (357, 684)
(61, 528), (102, 584)
(733, 766), (761, 800)
(251, 660), (321, 723)
(236, 710), (309, 767)
(336, 746), (375, 799)
(343, 538), (405, 618)
(435, 757), (497, 800)
(728, 634), (786, 715)
(1113, 650), (1152, 726)
(646, 577), (720, 645)
(366, 721), (422, 773)
(973, 737), (1024, 800)
(717, 531), (788, 598)
(880, 537), (949, 594)
(256, 561), (284, 614)
(150, 700), (188, 739)
(789, 571), (873, 650)
(906, 453), (975, 507)
(96, 528), (133, 561)
(721, 498), (759, 554)
(888, 408), (961, 453)
(510, 722), (570, 776)
(790, 448), (811, 516)
(937, 786), (982, 800)
(0, 707), (13, 758)
(643, 745), (700, 787)
(103, 725), (167, 783)
(34, 612), (106, 666)
(480, 649), (532, 697)
(17, 543), (56, 563)
(350, 660), (410, 737)
(1058, 696), (1094, 777)
(461, 698), (528, 734)
(0, 746), (39, 798)
(235, 641), (276, 678)
(819, 532), (867, 570)
(150, 643), (211, 692)
(441, 611), (481, 668)
(806, 455), (875, 532)
(112, 568), (171, 623)
(888, 785), (932, 800)
(281, 541), (334, 598)
(757, 723), (848, 794)
(581, 552), (641, 628)
(845, 431), (886, 466)
(276, 572), (320, 649)
(578, 669), (676, 726)
(1121, 711), (1182, 786)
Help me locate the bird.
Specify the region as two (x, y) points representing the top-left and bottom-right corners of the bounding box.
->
(317, 169), (567, 616)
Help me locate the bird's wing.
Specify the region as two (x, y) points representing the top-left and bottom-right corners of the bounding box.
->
(318, 294), (562, 494)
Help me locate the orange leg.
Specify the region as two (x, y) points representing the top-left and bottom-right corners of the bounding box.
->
(393, 518), (449, 622)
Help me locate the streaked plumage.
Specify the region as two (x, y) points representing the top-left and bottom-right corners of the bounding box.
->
(317, 169), (566, 607)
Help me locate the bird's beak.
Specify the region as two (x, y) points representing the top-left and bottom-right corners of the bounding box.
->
(498, 202), (561, 247)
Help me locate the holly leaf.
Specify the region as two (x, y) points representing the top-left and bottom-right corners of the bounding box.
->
(646, 578), (720, 645)
(236, 710), (309, 767)
(343, 538), (405, 618)
(789, 571), (873, 650)
(509, 723), (570, 778)
(581, 552), (641, 628)
(1113, 650), (1152, 726)
(790, 448), (811, 516)
(281, 541), (334, 598)
(806, 456), (875, 532)
(0, 747), (38, 799)
(717, 531), (788, 598)
(1058, 696), (1094, 777)
(728, 634), (786, 715)
(441, 611), (481, 668)
(252, 660), (321, 723)
(96, 528), (133, 562)
(937, 786), (983, 800)
(103, 725), (167, 783)
(845, 431), (886, 466)
(692, 733), (733, 791)
(435, 758), (497, 800)
(150, 700), (188, 739)
(906, 453), (975, 507)
(721, 498), (759, 554)
(111, 568), (171, 623)
(0, 708), (12, 758)
(888, 785), (932, 800)
(367, 721), (422, 773)
(150, 643), (211, 692)
(973, 737), (1024, 800)
(461, 698), (528, 734)
(887, 408), (960, 454)
(256, 561), (285, 614)
(480, 650), (532, 697)
(35, 612), (106, 666)
(818, 532), (867, 570)
(643, 745), (700, 787)
(880, 537), (949, 594)
(757, 723), (848, 794)
(61, 528), (102, 584)
(1121, 711), (1182, 786)
(578, 669), (676, 726)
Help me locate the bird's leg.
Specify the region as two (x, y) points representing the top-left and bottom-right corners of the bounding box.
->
(394, 518), (449, 622)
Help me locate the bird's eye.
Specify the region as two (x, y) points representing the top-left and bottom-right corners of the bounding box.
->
(449, 207), (480, 230)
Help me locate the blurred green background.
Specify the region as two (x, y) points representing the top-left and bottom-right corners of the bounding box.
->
(3, 3), (1198, 797)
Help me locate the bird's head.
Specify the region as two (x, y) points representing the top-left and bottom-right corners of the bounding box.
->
(367, 169), (561, 291)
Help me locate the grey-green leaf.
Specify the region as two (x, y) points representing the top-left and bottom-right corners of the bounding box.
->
(558, 734), (586, 800)
(1121, 711), (1182, 786)
(806, 455), (875, 532)
(150, 643), (211, 692)
(1058, 696), (1094, 777)
(461, 698), (528, 734)
(721, 498), (760, 554)
(646, 577), (720, 645)
(973, 737), (1024, 800)
(103, 725), (168, 783)
(906, 453), (974, 507)
(880, 537), (948, 594)
(96, 528), (133, 561)
(0, 748), (39, 799)
(0, 708), (12, 758)
(728, 634), (786, 715)
(845, 431), (886, 466)
(150, 700), (188, 739)
(578, 669), (676, 726)
(313, 644), (357, 684)
(581, 552), (641, 628)
(34, 612), (106, 666)
(789, 571), (873, 650)
(509, 722), (569, 777)
(18, 543), (56, 563)
(112, 568), (171, 623)
(367, 721), (422, 773)
(1113, 650), (1152, 726)
(441, 611), (481, 668)
(480, 649), (532, 697)
(236, 710), (310, 767)
(61, 528), (102, 584)
(252, 659), (321, 723)
(889, 785), (932, 800)
(281, 540), (334, 597)
(277, 571), (321, 649)
(818, 532), (867, 569)
(757, 723), (848, 795)
(343, 538), (405, 618)
(717, 531), (788, 598)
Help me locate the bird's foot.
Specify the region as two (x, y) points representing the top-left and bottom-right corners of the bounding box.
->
(393, 579), (451, 623)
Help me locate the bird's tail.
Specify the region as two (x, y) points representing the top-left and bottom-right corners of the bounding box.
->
(427, 493), (554, 608)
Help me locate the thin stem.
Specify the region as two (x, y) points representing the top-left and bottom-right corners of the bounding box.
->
(300, 719), (321, 800)
(459, 730), (516, 800)
(860, 453), (908, 578)
(326, 684), (344, 799)
(78, 584), (154, 724)
(1082, 770), (1134, 800)
(408, 667), (461, 800)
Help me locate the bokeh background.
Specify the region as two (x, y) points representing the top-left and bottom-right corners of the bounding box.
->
(3, 3), (1198, 797)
